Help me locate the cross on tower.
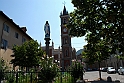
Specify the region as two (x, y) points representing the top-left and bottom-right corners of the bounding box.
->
(62, 1), (66, 6)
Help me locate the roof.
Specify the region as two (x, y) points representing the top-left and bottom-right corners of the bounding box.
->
(76, 49), (84, 56)
(0, 11), (32, 39)
(72, 48), (76, 51)
(60, 6), (68, 16)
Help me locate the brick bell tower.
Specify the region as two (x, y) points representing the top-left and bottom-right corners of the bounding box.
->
(60, 6), (72, 70)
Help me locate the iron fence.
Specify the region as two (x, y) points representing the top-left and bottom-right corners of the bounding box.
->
(0, 70), (74, 83)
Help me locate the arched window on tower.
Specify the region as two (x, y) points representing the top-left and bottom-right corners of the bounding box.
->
(63, 18), (66, 24)
(65, 50), (68, 56)
(61, 18), (63, 24)
(64, 38), (68, 44)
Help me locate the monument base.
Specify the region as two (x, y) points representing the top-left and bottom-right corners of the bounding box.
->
(44, 37), (51, 57)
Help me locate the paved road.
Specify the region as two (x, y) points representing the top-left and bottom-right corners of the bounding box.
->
(83, 71), (124, 82)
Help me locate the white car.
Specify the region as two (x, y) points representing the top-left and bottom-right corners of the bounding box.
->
(107, 67), (116, 74)
(118, 67), (124, 75)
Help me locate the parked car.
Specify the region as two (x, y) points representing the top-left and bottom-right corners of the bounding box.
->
(87, 68), (92, 71)
(118, 67), (124, 75)
(100, 67), (104, 71)
(102, 67), (108, 72)
(92, 68), (98, 71)
(107, 67), (116, 74)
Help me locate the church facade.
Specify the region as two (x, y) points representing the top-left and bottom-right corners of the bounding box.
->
(60, 6), (73, 70)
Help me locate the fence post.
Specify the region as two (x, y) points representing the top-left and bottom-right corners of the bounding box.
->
(30, 72), (32, 83)
(0, 70), (2, 83)
(16, 72), (18, 83)
(60, 70), (62, 83)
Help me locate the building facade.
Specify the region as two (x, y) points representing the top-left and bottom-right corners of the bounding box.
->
(41, 43), (76, 70)
(41, 41), (62, 67)
(0, 11), (32, 69)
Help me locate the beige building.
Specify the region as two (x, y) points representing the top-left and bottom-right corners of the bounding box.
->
(0, 11), (32, 69)
(86, 55), (124, 70)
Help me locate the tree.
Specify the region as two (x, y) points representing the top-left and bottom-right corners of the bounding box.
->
(11, 40), (44, 69)
(67, 0), (124, 80)
(82, 37), (111, 80)
(0, 58), (8, 83)
(38, 56), (59, 83)
(68, 59), (85, 83)
(67, 0), (124, 56)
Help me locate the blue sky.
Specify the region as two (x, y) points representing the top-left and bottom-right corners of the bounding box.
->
(0, 0), (87, 51)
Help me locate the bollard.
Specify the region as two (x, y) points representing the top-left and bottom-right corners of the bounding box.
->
(107, 76), (112, 82)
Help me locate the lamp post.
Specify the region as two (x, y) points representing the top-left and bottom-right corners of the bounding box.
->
(116, 42), (121, 70)
(58, 46), (61, 68)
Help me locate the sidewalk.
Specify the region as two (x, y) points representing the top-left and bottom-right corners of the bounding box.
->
(86, 81), (121, 83)
(85, 79), (121, 83)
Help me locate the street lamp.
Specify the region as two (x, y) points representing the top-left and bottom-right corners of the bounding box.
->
(115, 42), (121, 69)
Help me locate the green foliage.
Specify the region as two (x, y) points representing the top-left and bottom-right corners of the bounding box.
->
(5, 69), (38, 83)
(54, 72), (75, 83)
(82, 38), (112, 64)
(0, 58), (8, 80)
(5, 71), (15, 83)
(38, 56), (59, 83)
(68, 59), (84, 82)
(11, 40), (44, 68)
(67, 0), (124, 58)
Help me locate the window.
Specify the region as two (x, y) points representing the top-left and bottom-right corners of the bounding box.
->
(2, 39), (8, 49)
(65, 50), (68, 56)
(63, 18), (66, 24)
(13, 44), (16, 46)
(4, 24), (9, 33)
(22, 37), (26, 43)
(64, 38), (68, 44)
(15, 32), (19, 39)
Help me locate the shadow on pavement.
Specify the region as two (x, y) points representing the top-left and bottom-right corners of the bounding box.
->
(85, 78), (121, 83)
(85, 79), (121, 83)
(87, 80), (115, 83)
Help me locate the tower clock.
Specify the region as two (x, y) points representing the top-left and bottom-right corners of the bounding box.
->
(60, 6), (72, 70)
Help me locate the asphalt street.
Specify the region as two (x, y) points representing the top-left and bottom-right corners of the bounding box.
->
(83, 71), (124, 83)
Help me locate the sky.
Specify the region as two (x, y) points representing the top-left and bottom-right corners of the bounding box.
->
(0, 0), (87, 51)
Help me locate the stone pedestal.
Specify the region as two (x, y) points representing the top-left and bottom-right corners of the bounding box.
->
(44, 38), (51, 57)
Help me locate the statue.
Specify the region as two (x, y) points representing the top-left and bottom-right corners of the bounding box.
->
(44, 21), (50, 38)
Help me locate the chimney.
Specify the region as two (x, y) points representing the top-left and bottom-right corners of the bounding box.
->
(21, 27), (27, 33)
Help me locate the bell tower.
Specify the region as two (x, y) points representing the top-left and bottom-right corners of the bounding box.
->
(60, 6), (72, 70)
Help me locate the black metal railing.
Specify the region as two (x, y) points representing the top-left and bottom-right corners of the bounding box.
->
(0, 70), (74, 83)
